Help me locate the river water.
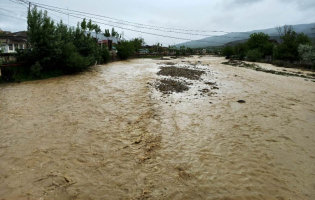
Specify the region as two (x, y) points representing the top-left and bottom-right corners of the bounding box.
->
(0, 56), (315, 199)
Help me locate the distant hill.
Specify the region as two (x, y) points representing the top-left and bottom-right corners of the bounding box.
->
(223, 36), (282, 46)
(175, 23), (315, 48)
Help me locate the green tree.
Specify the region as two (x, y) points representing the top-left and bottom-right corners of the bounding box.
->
(111, 28), (118, 37)
(298, 44), (315, 66)
(180, 45), (186, 55)
(222, 46), (234, 59)
(234, 43), (249, 60)
(80, 18), (87, 31)
(246, 49), (263, 62)
(0, 39), (3, 66)
(87, 19), (93, 32)
(117, 41), (135, 60)
(17, 7), (104, 76)
(246, 32), (273, 56)
(131, 38), (144, 52)
(274, 25), (311, 62)
(186, 47), (193, 54)
(94, 25), (101, 40)
(104, 29), (110, 37)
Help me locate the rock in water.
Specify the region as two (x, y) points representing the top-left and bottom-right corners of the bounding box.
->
(237, 100), (246, 103)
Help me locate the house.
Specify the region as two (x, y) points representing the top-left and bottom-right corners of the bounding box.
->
(139, 49), (149, 54)
(98, 36), (121, 51)
(0, 31), (27, 53)
(142, 45), (152, 49)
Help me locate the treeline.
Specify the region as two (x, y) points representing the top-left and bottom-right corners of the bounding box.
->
(0, 7), (144, 83)
(222, 25), (315, 69)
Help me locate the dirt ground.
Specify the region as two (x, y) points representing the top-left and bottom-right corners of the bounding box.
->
(0, 56), (315, 200)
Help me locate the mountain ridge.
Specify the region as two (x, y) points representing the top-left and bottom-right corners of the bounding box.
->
(175, 23), (315, 48)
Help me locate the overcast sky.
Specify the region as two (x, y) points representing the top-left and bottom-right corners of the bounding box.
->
(0, 0), (314, 46)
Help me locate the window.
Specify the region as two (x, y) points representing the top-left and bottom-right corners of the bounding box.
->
(9, 44), (13, 50)
(19, 44), (24, 49)
(14, 44), (18, 51)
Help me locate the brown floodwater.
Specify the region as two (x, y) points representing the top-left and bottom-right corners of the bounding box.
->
(0, 56), (315, 200)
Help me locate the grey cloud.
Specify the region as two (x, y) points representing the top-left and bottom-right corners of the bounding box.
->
(233, 0), (265, 4)
(278, 0), (315, 10)
(0, 0), (314, 46)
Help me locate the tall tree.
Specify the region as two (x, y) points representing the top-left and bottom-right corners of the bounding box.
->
(111, 28), (117, 37)
(246, 32), (273, 56)
(80, 18), (87, 31)
(274, 25), (311, 61)
(104, 29), (110, 37)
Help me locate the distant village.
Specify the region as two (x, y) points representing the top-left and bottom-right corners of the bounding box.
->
(0, 28), (214, 64)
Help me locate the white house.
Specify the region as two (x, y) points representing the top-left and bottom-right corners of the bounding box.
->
(0, 31), (27, 53)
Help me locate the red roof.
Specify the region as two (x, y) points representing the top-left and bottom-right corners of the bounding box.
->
(98, 40), (109, 44)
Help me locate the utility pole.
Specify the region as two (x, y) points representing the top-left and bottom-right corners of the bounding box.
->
(67, 7), (69, 26)
(27, 2), (31, 49)
(27, 2), (31, 29)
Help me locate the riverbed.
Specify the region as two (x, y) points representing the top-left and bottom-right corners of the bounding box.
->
(0, 56), (314, 199)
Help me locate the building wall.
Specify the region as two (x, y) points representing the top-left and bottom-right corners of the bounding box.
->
(0, 39), (25, 53)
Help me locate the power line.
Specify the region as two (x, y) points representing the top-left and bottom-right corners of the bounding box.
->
(22, 2), (247, 39)
(19, 3), (248, 44)
(9, 0), (28, 8)
(0, 12), (27, 21)
(10, 0), (251, 45)
(29, 6), (223, 44)
(16, 0), (250, 35)
(0, 7), (27, 17)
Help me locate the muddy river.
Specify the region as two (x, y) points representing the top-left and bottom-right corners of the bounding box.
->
(0, 56), (315, 199)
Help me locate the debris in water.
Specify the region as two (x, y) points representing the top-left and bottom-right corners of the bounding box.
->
(212, 86), (219, 90)
(205, 81), (216, 85)
(157, 66), (205, 80)
(237, 100), (246, 103)
(156, 79), (189, 93)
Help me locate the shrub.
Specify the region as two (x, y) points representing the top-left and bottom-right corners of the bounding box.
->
(234, 43), (249, 60)
(246, 32), (273, 56)
(30, 61), (42, 78)
(117, 41), (135, 60)
(246, 49), (263, 62)
(298, 44), (315, 65)
(273, 26), (311, 62)
(272, 60), (285, 67)
(100, 47), (110, 63)
(271, 60), (295, 68)
(64, 52), (89, 73)
(222, 46), (234, 59)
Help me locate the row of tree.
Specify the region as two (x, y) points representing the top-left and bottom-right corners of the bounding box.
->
(222, 25), (314, 65)
(1, 7), (145, 82)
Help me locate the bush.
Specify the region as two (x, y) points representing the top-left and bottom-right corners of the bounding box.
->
(246, 32), (273, 56)
(64, 52), (89, 73)
(246, 49), (263, 62)
(30, 62), (42, 78)
(272, 60), (285, 67)
(117, 41), (135, 60)
(222, 46), (234, 59)
(101, 47), (110, 63)
(271, 60), (295, 68)
(273, 26), (311, 62)
(298, 44), (315, 65)
(234, 43), (249, 60)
